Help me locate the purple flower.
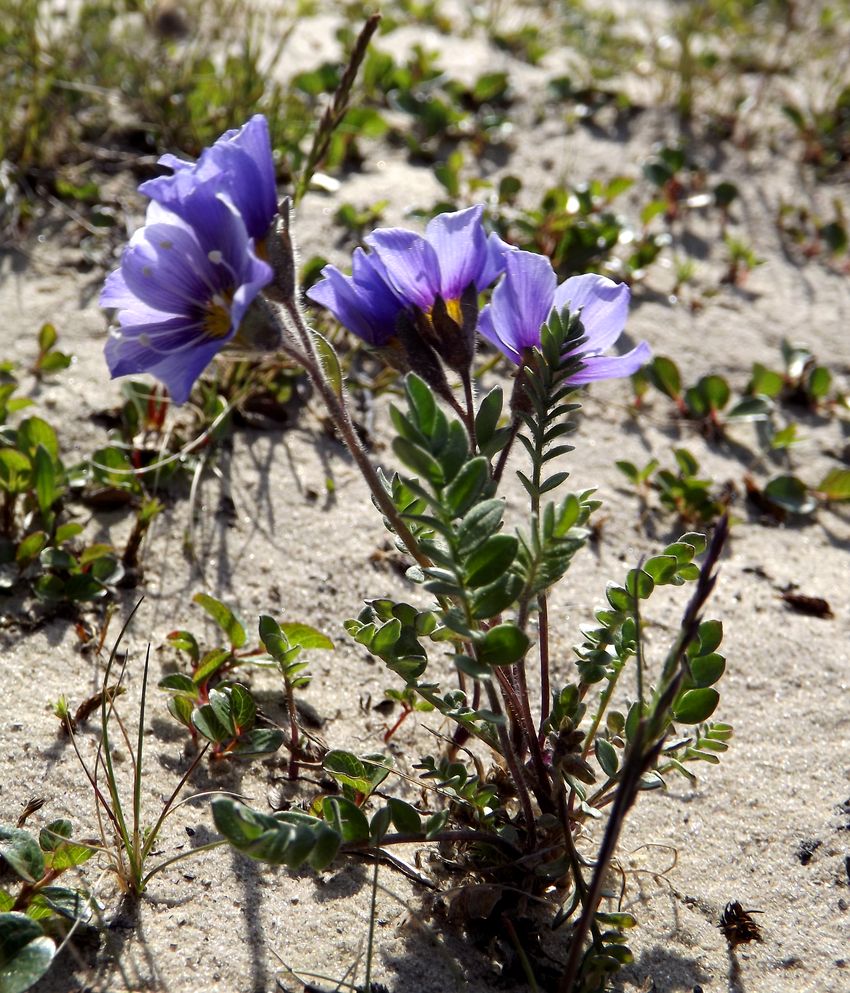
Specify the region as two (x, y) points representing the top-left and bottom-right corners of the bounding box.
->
(364, 204), (513, 313)
(139, 115), (277, 245)
(101, 190), (272, 404)
(479, 251), (650, 381)
(306, 248), (404, 347)
(306, 205), (515, 350)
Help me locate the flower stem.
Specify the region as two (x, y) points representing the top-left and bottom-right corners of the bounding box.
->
(537, 594), (551, 736)
(484, 679), (537, 849)
(282, 300), (431, 570)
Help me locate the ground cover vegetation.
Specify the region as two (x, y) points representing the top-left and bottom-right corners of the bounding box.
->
(0, 1), (848, 992)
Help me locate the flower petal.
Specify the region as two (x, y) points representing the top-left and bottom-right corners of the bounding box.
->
(307, 248), (401, 346)
(567, 340), (651, 385)
(106, 328), (223, 405)
(476, 232), (517, 291)
(365, 228), (440, 310)
(478, 251), (557, 362)
(478, 303), (520, 364)
(503, 250), (558, 349)
(141, 115), (277, 241)
(424, 205), (488, 300)
(554, 274), (630, 353)
(120, 222), (214, 314)
(230, 249), (274, 330)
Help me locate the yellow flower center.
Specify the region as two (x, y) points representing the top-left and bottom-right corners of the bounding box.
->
(426, 297), (463, 325)
(202, 289), (235, 338)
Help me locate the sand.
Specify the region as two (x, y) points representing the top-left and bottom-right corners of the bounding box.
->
(1, 3), (848, 992)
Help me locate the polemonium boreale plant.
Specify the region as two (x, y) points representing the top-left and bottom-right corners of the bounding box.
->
(100, 114), (731, 993)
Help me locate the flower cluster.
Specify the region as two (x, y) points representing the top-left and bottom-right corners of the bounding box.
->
(101, 115), (650, 403)
(309, 210), (649, 386)
(101, 115), (277, 404)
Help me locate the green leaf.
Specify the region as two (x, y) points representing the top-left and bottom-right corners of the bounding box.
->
(649, 356), (681, 399)
(763, 475), (816, 515)
(643, 555), (679, 584)
(322, 797), (369, 844)
(15, 532), (46, 566)
(470, 573), (523, 620)
(37, 324), (57, 353)
(594, 738), (619, 778)
(32, 447), (58, 516)
(676, 532), (704, 554)
(167, 695), (194, 729)
(229, 684), (256, 731)
(0, 913), (55, 993)
(191, 702), (231, 743)
(158, 673), (197, 696)
(404, 373), (438, 437)
(474, 386), (503, 451)
(697, 619), (723, 655)
(313, 331), (343, 397)
(464, 534), (517, 588)
(476, 623), (530, 666)
(808, 366), (831, 399)
(323, 750), (368, 791)
(192, 649), (232, 686)
(43, 840), (94, 872)
(17, 418), (59, 462)
(443, 457), (490, 518)
(625, 568), (654, 600)
(690, 653), (726, 688)
(456, 499), (504, 557)
(279, 622), (334, 652)
(0, 450), (31, 495)
(64, 573), (107, 603)
(32, 575), (64, 602)
(230, 728), (285, 758)
(817, 468), (850, 502)
(455, 654), (491, 680)
(387, 798), (421, 835)
(748, 363), (783, 398)
(27, 886), (92, 922)
(193, 593), (246, 649)
(167, 630), (200, 662)
(371, 617), (402, 656)
(54, 522), (83, 544)
(392, 437), (443, 486)
(726, 396), (772, 421)
(0, 828), (44, 883)
(605, 585), (631, 612)
(673, 688), (720, 724)
(323, 751), (390, 798)
(35, 352), (71, 374)
(212, 798), (340, 870)
(697, 374), (730, 412)
(595, 911), (637, 928)
(37, 821), (70, 853)
(424, 810), (450, 838)
(258, 615), (288, 659)
(615, 461), (638, 485)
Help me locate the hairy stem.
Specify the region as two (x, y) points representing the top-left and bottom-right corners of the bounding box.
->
(484, 679), (537, 849)
(282, 300), (430, 569)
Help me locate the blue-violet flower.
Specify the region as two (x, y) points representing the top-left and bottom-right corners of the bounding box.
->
(479, 250), (650, 381)
(101, 189), (272, 404)
(306, 205), (514, 354)
(306, 247), (404, 347)
(139, 114), (278, 246)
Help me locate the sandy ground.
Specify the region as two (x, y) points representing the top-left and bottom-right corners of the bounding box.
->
(1, 3), (849, 992)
